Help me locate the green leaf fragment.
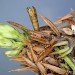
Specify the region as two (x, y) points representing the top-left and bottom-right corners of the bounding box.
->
(54, 41), (68, 46)
(59, 47), (73, 58)
(22, 29), (30, 40)
(60, 63), (69, 70)
(51, 46), (69, 55)
(4, 50), (21, 57)
(54, 47), (75, 74)
(0, 23), (20, 40)
(0, 38), (13, 48)
(64, 56), (75, 74)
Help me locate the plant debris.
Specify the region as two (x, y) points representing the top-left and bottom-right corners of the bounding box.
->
(0, 6), (75, 75)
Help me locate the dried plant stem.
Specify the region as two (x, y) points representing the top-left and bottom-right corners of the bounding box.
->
(40, 14), (60, 37)
(42, 63), (67, 75)
(6, 21), (31, 31)
(37, 62), (46, 75)
(38, 46), (54, 61)
(9, 67), (31, 72)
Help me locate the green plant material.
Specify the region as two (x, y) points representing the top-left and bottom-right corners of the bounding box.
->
(0, 34), (24, 57)
(54, 47), (75, 74)
(11, 42), (24, 49)
(0, 39), (23, 57)
(60, 63), (69, 70)
(0, 35), (3, 39)
(64, 56), (75, 74)
(59, 47), (73, 58)
(0, 37), (13, 48)
(0, 24), (29, 57)
(0, 24), (20, 40)
(22, 29), (30, 40)
(0, 36), (23, 48)
(4, 43), (23, 57)
(27, 6), (39, 30)
(0, 23), (30, 43)
(53, 41), (68, 46)
(18, 33), (25, 42)
(54, 46), (59, 51)
(51, 46), (69, 55)
(4, 49), (21, 57)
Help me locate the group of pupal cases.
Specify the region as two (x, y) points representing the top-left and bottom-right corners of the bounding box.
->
(0, 6), (75, 75)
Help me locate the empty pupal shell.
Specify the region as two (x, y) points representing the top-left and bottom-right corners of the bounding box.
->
(63, 28), (73, 35)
